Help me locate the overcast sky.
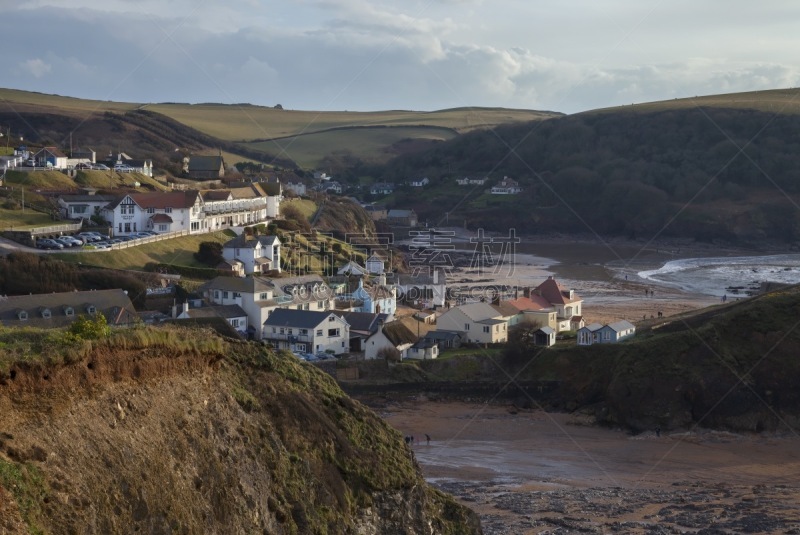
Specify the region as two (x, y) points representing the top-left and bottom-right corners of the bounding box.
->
(4, 1), (799, 113)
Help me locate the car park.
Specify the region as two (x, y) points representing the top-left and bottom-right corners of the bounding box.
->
(36, 239), (64, 250)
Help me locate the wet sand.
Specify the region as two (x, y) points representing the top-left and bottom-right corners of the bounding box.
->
(378, 401), (800, 534)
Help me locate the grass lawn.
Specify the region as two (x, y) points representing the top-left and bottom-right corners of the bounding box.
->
(55, 230), (236, 270)
(0, 208), (57, 230)
(437, 347), (503, 359)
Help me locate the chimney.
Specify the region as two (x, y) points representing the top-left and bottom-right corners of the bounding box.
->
(379, 273), (386, 286)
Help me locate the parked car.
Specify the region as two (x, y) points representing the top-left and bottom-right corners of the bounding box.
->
(91, 241), (111, 249)
(76, 232), (101, 242)
(94, 163), (110, 170)
(114, 164), (133, 173)
(138, 230), (158, 236)
(56, 236), (83, 247)
(36, 239), (64, 250)
(74, 163), (93, 170)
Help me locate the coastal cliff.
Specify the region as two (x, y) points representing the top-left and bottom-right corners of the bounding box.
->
(0, 327), (481, 534)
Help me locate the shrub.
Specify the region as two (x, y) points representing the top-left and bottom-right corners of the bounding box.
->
(65, 313), (111, 342)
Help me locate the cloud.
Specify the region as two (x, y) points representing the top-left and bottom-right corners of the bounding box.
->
(19, 58), (52, 78)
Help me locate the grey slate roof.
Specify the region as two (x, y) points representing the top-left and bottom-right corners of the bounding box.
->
(263, 308), (341, 329)
(332, 311), (387, 334)
(185, 304), (247, 320)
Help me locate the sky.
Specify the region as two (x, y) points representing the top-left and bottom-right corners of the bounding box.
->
(4, 0), (800, 114)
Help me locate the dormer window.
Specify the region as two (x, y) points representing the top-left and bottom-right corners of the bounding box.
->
(17, 310), (28, 321)
(41, 308), (51, 319)
(86, 305), (96, 314)
(64, 306), (74, 317)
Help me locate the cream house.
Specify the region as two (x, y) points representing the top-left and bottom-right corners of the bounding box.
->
(436, 302), (508, 344)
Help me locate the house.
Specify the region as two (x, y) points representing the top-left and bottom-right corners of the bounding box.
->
(410, 177), (430, 187)
(350, 277), (396, 317)
(577, 323), (604, 346)
(370, 182), (395, 195)
(456, 177), (487, 186)
(364, 321), (418, 360)
(534, 326), (556, 347)
(325, 181), (343, 194)
(0, 289), (137, 329)
(436, 301), (508, 344)
(597, 320), (636, 344)
(407, 338), (439, 360)
(57, 192), (119, 220)
(71, 148), (96, 163)
(116, 153), (154, 177)
(386, 209), (418, 227)
(102, 190), (202, 235)
(332, 311), (388, 352)
(363, 205), (388, 221)
(175, 302), (248, 336)
(502, 291), (558, 331)
(262, 309), (350, 355)
(337, 260), (367, 277)
(216, 259), (246, 277)
(283, 181), (307, 196)
(185, 155), (225, 179)
(395, 268), (447, 308)
(366, 252), (386, 275)
(32, 147), (68, 169)
(422, 330), (463, 350)
(530, 276), (583, 332)
(221, 234), (282, 275)
(491, 176), (523, 195)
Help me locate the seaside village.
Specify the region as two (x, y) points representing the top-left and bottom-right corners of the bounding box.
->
(0, 146), (637, 360)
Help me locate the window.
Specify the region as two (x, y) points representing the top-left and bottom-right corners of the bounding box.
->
(483, 326), (490, 333)
(465, 323), (470, 330)
(288, 329), (293, 335)
(231, 319), (240, 327)
(214, 291), (220, 299)
(260, 292), (268, 300)
(272, 327), (276, 333)
(17, 311), (28, 321)
(317, 301), (325, 309)
(316, 329), (323, 336)
(223, 291), (229, 299)
(41, 309), (51, 319)
(64, 307), (74, 317)
(300, 329), (308, 335)
(303, 303), (309, 310)
(158, 224), (168, 232)
(233, 292), (240, 298)
(279, 328), (285, 334)
(86, 305), (96, 314)
(165, 207), (173, 213)
(147, 207), (155, 214)
(328, 328), (340, 337)
(328, 316), (335, 322)
(296, 305), (302, 310)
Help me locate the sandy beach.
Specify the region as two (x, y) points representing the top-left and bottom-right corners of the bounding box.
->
(377, 400), (800, 534)
(439, 235), (769, 326)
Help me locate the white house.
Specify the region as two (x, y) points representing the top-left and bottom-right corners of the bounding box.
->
(283, 181), (307, 196)
(456, 177), (487, 186)
(597, 320), (636, 344)
(58, 193), (119, 220)
(175, 302), (249, 336)
(337, 260), (367, 277)
(370, 182), (395, 195)
(491, 176), (523, 195)
(32, 147), (68, 169)
(349, 277), (397, 318)
(410, 177), (430, 187)
(262, 309), (350, 355)
(365, 252), (386, 275)
(222, 234), (282, 275)
(407, 338), (439, 360)
(364, 321), (418, 360)
(436, 302), (508, 344)
(102, 190), (203, 235)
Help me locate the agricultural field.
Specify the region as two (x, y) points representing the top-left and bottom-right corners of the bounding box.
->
(148, 103), (557, 141)
(0, 88), (138, 115)
(0, 207), (55, 230)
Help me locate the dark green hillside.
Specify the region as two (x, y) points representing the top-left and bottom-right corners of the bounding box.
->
(378, 106), (800, 244)
(397, 286), (800, 432)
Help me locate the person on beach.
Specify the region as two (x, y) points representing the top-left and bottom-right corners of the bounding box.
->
(655, 427), (661, 437)
(425, 434), (431, 445)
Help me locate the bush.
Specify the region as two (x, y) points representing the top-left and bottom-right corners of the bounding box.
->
(65, 313), (111, 342)
(194, 241), (224, 267)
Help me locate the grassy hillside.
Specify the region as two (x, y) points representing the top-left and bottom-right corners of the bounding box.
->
(0, 326), (481, 534)
(377, 103), (800, 244)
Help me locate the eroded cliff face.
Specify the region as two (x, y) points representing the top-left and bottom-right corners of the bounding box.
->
(0, 330), (481, 534)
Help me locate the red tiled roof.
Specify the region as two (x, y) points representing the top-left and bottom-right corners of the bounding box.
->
(506, 294), (552, 311)
(534, 276), (581, 305)
(131, 191), (200, 209)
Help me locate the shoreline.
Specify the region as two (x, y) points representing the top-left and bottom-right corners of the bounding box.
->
(378, 400), (800, 534)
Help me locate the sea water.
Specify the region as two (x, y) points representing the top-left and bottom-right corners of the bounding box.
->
(638, 254), (800, 297)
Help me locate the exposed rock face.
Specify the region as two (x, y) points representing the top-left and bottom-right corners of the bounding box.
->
(0, 330), (481, 534)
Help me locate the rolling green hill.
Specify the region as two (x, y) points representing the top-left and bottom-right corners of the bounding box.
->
(0, 88), (556, 171)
